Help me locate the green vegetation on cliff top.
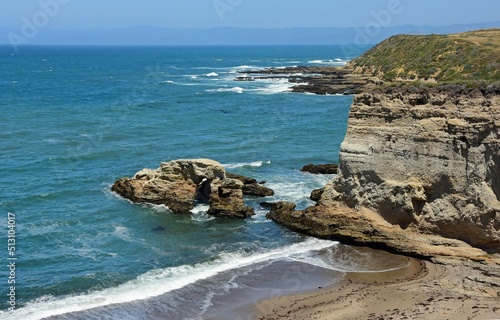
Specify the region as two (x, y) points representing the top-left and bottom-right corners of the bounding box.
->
(349, 29), (500, 82)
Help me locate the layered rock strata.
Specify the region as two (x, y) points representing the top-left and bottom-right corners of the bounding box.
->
(269, 85), (500, 257)
(112, 159), (267, 218)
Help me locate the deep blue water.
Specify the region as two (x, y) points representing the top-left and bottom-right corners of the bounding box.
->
(0, 44), (409, 320)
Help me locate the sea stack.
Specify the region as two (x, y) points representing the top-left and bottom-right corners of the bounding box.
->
(112, 159), (272, 218)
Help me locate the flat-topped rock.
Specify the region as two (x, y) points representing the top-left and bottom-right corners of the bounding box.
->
(301, 164), (338, 175)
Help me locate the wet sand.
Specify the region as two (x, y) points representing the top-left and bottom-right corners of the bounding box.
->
(254, 258), (500, 320)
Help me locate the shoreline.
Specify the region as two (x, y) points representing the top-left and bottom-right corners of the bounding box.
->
(253, 257), (500, 320)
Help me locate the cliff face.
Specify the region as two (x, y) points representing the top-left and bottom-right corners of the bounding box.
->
(320, 85), (500, 252)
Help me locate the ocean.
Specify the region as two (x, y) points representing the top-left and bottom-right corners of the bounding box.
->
(0, 44), (409, 319)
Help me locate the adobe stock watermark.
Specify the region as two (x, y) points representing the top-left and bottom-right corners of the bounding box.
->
(341, 0), (410, 59)
(213, 0), (244, 22)
(6, 212), (17, 311)
(7, 0), (71, 53)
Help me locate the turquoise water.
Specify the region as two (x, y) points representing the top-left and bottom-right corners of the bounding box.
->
(0, 45), (409, 319)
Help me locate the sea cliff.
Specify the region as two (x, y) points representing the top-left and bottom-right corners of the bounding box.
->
(320, 84), (500, 253)
(267, 29), (500, 260)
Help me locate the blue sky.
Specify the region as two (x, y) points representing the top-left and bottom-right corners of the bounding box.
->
(1, 0), (499, 29)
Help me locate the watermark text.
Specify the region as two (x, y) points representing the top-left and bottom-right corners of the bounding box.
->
(6, 212), (17, 311)
(213, 0), (244, 21)
(7, 0), (71, 53)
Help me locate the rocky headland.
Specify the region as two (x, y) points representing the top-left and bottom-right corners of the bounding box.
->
(256, 30), (500, 318)
(264, 29), (500, 288)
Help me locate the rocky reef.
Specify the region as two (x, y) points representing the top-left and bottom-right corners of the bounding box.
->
(237, 66), (372, 95)
(112, 159), (273, 218)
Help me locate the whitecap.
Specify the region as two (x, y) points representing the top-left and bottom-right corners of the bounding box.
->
(205, 72), (219, 77)
(233, 65), (257, 70)
(161, 80), (175, 84)
(308, 59), (348, 66)
(207, 87), (244, 94)
(224, 160), (271, 169)
(251, 80), (294, 95)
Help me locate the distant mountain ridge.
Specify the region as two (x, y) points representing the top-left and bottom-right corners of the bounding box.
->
(1, 21), (499, 48)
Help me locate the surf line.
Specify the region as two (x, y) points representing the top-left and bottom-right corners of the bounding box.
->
(7, 212), (17, 311)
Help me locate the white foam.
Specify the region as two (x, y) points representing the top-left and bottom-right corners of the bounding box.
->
(308, 59), (348, 66)
(206, 87), (244, 94)
(228, 65), (268, 74)
(233, 65), (258, 70)
(190, 205), (215, 222)
(2, 239), (338, 320)
(218, 87), (244, 94)
(224, 160), (271, 169)
(250, 78), (295, 95)
(161, 80), (175, 84)
(147, 203), (171, 213)
(290, 246), (411, 274)
(265, 172), (333, 206)
(205, 72), (219, 77)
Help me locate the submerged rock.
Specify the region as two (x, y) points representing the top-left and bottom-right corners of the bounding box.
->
(112, 159), (258, 218)
(301, 164), (338, 174)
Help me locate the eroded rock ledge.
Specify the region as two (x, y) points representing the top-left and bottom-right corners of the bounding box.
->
(112, 159), (273, 218)
(268, 85), (500, 261)
(237, 66), (373, 95)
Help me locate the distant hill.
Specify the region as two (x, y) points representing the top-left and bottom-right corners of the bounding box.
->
(1, 21), (499, 47)
(349, 29), (500, 82)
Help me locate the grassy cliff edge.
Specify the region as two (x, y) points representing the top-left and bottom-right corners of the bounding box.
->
(349, 29), (500, 83)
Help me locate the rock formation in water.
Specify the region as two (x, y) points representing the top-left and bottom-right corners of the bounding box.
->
(301, 164), (339, 174)
(226, 173), (275, 197)
(112, 159), (270, 218)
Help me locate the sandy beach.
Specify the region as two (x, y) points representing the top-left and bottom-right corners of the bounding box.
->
(254, 257), (500, 320)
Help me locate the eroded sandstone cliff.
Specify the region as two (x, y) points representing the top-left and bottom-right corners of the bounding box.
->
(320, 85), (500, 253)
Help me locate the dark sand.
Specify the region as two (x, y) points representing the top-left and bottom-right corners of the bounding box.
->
(254, 258), (500, 320)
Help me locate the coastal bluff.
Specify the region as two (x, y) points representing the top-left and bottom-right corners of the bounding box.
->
(321, 85), (499, 253)
(268, 30), (500, 259)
